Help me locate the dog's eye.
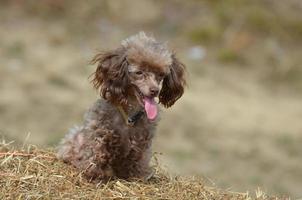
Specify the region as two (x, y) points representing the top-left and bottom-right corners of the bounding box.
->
(159, 74), (165, 80)
(135, 71), (143, 76)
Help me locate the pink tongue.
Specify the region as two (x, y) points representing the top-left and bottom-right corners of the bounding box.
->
(143, 97), (158, 120)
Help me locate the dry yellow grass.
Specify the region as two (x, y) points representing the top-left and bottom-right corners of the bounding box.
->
(0, 142), (288, 200)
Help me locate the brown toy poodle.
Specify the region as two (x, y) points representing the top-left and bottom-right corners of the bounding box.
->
(57, 32), (186, 182)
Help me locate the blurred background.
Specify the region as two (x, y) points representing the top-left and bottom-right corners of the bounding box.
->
(0, 0), (302, 198)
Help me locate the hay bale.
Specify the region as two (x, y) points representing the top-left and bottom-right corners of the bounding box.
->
(0, 142), (284, 200)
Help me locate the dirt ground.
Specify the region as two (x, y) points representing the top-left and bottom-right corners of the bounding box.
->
(0, 0), (302, 198)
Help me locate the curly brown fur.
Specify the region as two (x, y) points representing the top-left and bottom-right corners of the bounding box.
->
(57, 32), (186, 182)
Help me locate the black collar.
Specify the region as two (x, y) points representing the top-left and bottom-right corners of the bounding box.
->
(117, 105), (145, 126)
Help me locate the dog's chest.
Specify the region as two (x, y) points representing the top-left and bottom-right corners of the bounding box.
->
(119, 117), (156, 155)
(128, 123), (154, 143)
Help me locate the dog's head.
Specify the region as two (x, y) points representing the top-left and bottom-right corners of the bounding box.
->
(91, 32), (186, 120)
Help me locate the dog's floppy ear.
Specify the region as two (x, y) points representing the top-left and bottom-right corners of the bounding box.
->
(91, 48), (129, 105)
(159, 54), (186, 108)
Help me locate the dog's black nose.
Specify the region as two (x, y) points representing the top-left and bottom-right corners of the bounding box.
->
(150, 88), (159, 97)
